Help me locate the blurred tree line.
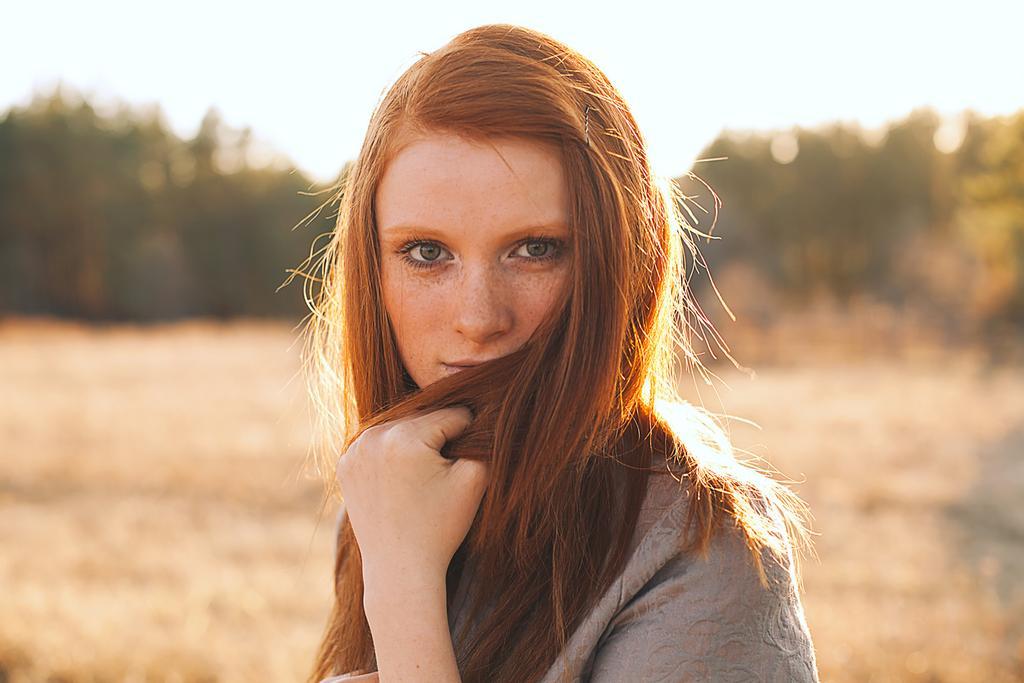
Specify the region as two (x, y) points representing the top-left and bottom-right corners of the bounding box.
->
(679, 106), (1024, 348)
(0, 86), (1022, 343)
(0, 85), (339, 321)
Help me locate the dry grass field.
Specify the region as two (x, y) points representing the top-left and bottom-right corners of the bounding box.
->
(1, 313), (1022, 682)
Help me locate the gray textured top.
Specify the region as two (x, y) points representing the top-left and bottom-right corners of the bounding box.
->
(321, 459), (820, 682)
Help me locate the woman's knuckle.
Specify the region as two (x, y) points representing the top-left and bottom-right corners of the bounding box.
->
(335, 454), (352, 478)
(385, 422), (412, 446)
(357, 425), (380, 444)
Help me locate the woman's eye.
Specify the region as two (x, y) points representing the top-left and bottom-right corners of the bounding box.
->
(517, 241), (552, 258)
(513, 238), (564, 262)
(413, 243), (445, 262)
(397, 236), (564, 270)
(398, 242), (451, 269)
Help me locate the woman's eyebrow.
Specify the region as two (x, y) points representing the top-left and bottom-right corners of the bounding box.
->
(379, 222), (568, 241)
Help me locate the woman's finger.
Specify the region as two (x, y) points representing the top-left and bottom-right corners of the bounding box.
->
(408, 405), (475, 453)
(450, 455), (490, 494)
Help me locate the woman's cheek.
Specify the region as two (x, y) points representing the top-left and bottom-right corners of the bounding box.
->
(513, 268), (570, 316)
(388, 280), (440, 334)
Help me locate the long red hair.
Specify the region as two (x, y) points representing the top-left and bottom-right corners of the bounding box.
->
(293, 23), (813, 683)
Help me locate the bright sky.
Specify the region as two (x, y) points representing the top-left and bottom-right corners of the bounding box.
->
(4, 0), (1021, 184)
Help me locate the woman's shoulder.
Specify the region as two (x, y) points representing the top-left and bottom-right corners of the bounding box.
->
(631, 401), (804, 584)
(629, 450), (799, 591)
(582, 461), (819, 681)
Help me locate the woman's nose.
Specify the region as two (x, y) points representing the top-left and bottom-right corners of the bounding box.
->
(452, 267), (513, 343)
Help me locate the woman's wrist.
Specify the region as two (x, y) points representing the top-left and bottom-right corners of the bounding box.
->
(361, 560), (448, 617)
(361, 561), (461, 683)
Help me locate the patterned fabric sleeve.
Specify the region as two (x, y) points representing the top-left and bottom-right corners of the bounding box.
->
(587, 513), (820, 683)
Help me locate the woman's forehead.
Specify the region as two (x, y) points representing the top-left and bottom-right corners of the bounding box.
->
(375, 133), (569, 237)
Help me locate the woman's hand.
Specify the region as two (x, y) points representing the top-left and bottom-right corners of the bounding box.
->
(336, 405), (489, 588)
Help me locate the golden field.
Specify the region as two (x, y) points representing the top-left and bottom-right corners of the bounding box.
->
(0, 314), (1021, 682)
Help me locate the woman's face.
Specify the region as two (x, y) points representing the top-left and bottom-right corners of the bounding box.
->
(375, 132), (572, 388)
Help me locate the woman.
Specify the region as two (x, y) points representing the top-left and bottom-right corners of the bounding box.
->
(298, 23), (819, 682)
